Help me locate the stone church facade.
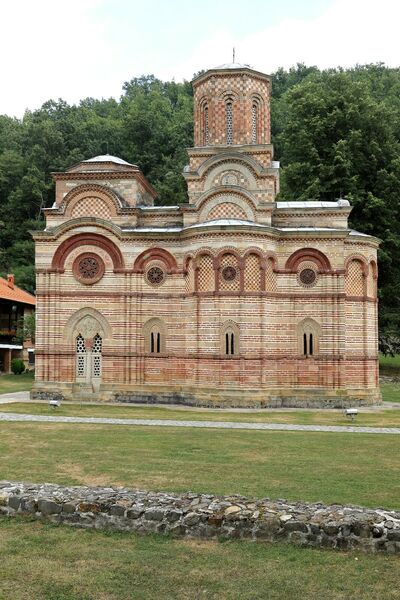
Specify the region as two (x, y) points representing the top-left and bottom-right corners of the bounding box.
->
(32, 63), (380, 407)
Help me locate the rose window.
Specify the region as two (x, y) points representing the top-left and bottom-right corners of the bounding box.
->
(147, 266), (165, 285)
(73, 253), (105, 285)
(222, 266), (237, 282)
(299, 268), (317, 286)
(79, 257), (100, 280)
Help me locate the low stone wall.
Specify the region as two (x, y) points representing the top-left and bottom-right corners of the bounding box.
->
(0, 481), (399, 554)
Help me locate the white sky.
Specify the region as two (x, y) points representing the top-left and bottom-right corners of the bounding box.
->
(1, 0), (399, 117)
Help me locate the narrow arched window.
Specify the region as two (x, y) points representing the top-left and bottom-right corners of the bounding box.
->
(299, 320), (320, 357)
(225, 332), (235, 355)
(226, 102), (233, 145)
(203, 105), (209, 145)
(252, 103), (258, 143)
(222, 321), (239, 356)
(150, 330), (161, 354)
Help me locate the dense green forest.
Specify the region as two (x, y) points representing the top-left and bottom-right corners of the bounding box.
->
(1, 64), (399, 334)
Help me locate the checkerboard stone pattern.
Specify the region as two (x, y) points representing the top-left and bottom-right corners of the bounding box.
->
(70, 197), (113, 219)
(207, 203), (248, 221)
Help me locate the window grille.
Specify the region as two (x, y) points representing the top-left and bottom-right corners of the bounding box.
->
(226, 102), (233, 145)
(92, 355), (101, 378)
(77, 355), (86, 377)
(76, 334), (86, 377)
(76, 334), (86, 354)
(92, 334), (102, 354)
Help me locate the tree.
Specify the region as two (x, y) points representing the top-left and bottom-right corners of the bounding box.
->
(13, 312), (35, 345)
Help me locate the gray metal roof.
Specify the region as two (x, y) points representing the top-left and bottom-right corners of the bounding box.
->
(83, 155), (136, 166)
(214, 62), (251, 70)
(276, 200), (350, 209)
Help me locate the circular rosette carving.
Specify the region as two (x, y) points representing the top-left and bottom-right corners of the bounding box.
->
(298, 268), (317, 287)
(146, 266), (165, 286)
(73, 253), (105, 285)
(222, 265), (237, 282)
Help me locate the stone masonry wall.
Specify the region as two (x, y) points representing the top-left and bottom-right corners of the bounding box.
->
(0, 482), (399, 555)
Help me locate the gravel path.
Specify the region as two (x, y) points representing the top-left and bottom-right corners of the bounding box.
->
(0, 412), (399, 435)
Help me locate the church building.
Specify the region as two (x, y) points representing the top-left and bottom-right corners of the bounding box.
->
(32, 63), (380, 406)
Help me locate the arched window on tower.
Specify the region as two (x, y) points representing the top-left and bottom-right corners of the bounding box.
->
(252, 103), (258, 143)
(226, 101), (233, 145)
(203, 105), (209, 145)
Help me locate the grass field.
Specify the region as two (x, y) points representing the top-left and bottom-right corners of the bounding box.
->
(1, 373), (399, 599)
(379, 353), (400, 373)
(2, 399), (400, 428)
(0, 370), (34, 394)
(0, 422), (399, 509)
(0, 519), (399, 600)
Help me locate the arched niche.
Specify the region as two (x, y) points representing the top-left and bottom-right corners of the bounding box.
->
(51, 232), (124, 272)
(61, 184), (121, 218)
(198, 190), (256, 222)
(133, 247), (178, 274)
(64, 307), (112, 344)
(285, 248), (331, 273)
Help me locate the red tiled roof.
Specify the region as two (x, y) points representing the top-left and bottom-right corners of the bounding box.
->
(0, 277), (36, 305)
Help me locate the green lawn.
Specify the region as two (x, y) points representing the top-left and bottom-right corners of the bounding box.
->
(380, 353), (400, 373)
(0, 370), (34, 394)
(0, 422), (399, 509)
(380, 381), (400, 403)
(2, 388), (400, 427)
(0, 519), (399, 600)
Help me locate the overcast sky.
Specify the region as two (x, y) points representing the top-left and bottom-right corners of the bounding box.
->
(1, 0), (399, 117)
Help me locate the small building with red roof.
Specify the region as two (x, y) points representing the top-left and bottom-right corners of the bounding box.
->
(0, 274), (36, 372)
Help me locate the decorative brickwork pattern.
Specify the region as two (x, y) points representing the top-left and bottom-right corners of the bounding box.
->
(193, 71), (271, 146)
(199, 193), (255, 222)
(346, 260), (365, 296)
(185, 259), (195, 294)
(367, 261), (377, 297)
(70, 197), (113, 219)
(207, 203), (248, 221)
(197, 255), (215, 292)
(265, 257), (277, 291)
(244, 253), (261, 291)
